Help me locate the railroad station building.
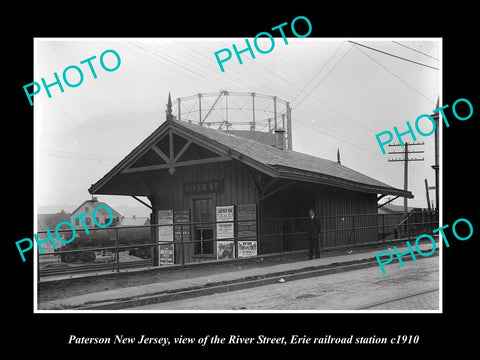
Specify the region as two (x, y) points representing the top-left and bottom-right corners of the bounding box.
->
(89, 94), (412, 265)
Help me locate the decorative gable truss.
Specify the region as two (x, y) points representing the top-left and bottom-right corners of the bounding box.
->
(122, 128), (232, 175)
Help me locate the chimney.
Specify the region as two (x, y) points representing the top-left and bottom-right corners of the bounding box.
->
(337, 148), (341, 164)
(274, 128), (286, 150)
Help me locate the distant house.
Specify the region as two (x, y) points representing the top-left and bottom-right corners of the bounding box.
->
(378, 203), (425, 240)
(119, 215), (151, 227)
(37, 211), (71, 252)
(70, 197), (122, 229)
(378, 203), (418, 214)
(38, 210), (71, 231)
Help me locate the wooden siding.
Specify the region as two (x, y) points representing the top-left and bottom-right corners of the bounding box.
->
(150, 159), (258, 263)
(147, 159), (378, 261)
(151, 159), (258, 208)
(315, 185), (377, 249)
(259, 181), (378, 254)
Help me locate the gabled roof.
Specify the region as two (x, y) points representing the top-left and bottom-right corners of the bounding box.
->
(70, 199), (122, 218)
(378, 203), (419, 214)
(89, 119), (413, 198)
(119, 217), (150, 226)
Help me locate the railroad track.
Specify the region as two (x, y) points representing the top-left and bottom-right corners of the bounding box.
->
(355, 288), (440, 310)
(39, 260), (153, 277)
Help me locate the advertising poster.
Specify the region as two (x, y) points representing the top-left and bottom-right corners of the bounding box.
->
(237, 204), (257, 258)
(237, 204), (257, 238)
(238, 240), (258, 258)
(158, 209), (174, 242)
(217, 241), (235, 260)
(174, 209), (190, 242)
(158, 209), (174, 265)
(216, 222), (234, 240)
(216, 205), (234, 239)
(174, 209), (190, 263)
(159, 244), (174, 265)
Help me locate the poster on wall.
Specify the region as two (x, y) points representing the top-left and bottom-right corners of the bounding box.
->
(216, 222), (234, 239)
(159, 244), (174, 264)
(216, 205), (234, 239)
(217, 241), (235, 260)
(158, 209), (174, 265)
(174, 209), (190, 263)
(237, 204), (257, 239)
(237, 204), (257, 258)
(174, 209), (190, 242)
(238, 241), (257, 258)
(158, 209), (174, 241)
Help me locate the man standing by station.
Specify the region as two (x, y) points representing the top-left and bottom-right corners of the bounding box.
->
(306, 208), (321, 259)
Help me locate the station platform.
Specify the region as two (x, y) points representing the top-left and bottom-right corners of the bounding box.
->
(37, 240), (440, 311)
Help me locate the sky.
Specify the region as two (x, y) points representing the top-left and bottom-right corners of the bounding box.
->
(34, 37), (441, 217)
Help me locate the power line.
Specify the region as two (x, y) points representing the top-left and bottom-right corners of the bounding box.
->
(291, 41), (346, 104)
(351, 45), (436, 105)
(348, 41), (439, 70)
(293, 44), (354, 110)
(294, 116), (379, 156)
(391, 41), (439, 61)
(172, 43), (257, 91)
(126, 41), (226, 91)
(294, 84), (378, 135)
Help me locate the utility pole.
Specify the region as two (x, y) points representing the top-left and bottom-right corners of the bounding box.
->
(431, 98), (440, 211)
(425, 178), (431, 211)
(388, 142), (425, 214)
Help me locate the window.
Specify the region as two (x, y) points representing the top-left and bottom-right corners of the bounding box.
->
(193, 198), (214, 255)
(195, 228), (214, 254)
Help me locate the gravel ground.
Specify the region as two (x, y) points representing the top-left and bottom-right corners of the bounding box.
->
(37, 242), (433, 305)
(127, 256), (440, 310)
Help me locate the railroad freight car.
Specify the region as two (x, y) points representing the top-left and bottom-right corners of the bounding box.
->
(54, 225), (152, 263)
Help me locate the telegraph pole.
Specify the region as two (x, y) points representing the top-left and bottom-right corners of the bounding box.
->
(425, 178), (431, 211)
(431, 98), (439, 211)
(388, 142), (425, 213)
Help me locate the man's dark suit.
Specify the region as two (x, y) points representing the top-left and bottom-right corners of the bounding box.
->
(306, 215), (321, 259)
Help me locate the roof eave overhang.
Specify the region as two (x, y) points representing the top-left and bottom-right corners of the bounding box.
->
(273, 166), (414, 199)
(89, 119), (412, 200)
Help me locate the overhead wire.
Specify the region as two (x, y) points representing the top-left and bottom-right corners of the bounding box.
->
(292, 101), (374, 149)
(127, 41), (226, 90)
(114, 40), (434, 163)
(292, 44), (354, 110)
(350, 44), (437, 106)
(391, 41), (439, 61)
(290, 41), (346, 104)
(294, 116), (379, 155)
(270, 43), (388, 140)
(217, 40), (303, 92)
(293, 81), (379, 135)
(348, 41), (439, 70)
(116, 42), (220, 92)
(168, 42), (254, 91)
